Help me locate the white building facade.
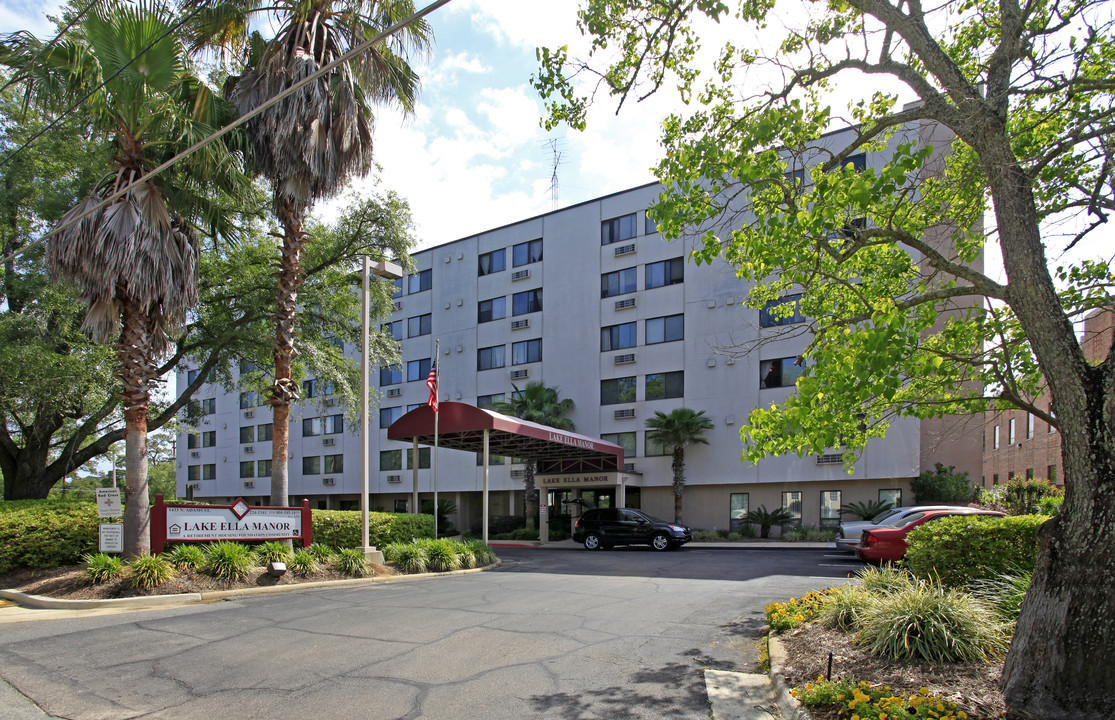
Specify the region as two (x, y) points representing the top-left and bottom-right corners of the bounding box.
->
(178, 125), (982, 535)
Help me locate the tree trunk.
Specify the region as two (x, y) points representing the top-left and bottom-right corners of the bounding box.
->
(672, 447), (685, 524)
(524, 459), (537, 532)
(118, 296), (152, 558)
(270, 205), (307, 512)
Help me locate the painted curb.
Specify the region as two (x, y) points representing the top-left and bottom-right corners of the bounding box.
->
(0, 558), (502, 611)
(767, 634), (813, 720)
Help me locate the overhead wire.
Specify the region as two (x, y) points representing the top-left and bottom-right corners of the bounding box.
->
(0, 0), (452, 268)
(0, 0), (213, 171)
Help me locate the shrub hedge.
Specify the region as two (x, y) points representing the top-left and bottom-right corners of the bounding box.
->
(0, 500), (435, 574)
(904, 514), (1049, 587)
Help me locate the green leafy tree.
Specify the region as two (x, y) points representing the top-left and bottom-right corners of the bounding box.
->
(535, 1), (1115, 716)
(184, 0), (432, 509)
(490, 382), (575, 531)
(645, 408), (713, 524)
(912, 463), (977, 504)
(2, 1), (251, 556)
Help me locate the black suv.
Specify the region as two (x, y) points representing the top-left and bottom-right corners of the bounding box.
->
(573, 508), (692, 551)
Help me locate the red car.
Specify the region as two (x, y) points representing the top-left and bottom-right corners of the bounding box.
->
(853, 508), (1006, 563)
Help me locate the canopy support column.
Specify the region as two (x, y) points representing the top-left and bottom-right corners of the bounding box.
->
(482, 429), (490, 545)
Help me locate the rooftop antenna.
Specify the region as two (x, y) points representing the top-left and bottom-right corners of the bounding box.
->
(544, 138), (565, 211)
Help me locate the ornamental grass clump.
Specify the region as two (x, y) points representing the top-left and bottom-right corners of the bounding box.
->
(83, 552), (123, 584)
(335, 548), (370, 577)
(253, 541), (293, 565)
(126, 554), (174, 589)
(856, 564), (916, 594)
(421, 538), (461, 572)
(306, 543), (335, 562)
(202, 541), (254, 581)
(166, 544), (204, 570)
(288, 549), (320, 576)
(466, 540), (496, 566)
(384, 541), (428, 574)
(819, 585), (876, 631)
(855, 580), (1009, 663)
(969, 571), (1032, 625)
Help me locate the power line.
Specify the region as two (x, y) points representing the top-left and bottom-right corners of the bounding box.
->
(0, 0), (212, 171)
(0, 0), (104, 96)
(1, 0), (453, 268)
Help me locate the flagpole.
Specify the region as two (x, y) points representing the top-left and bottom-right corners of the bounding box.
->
(432, 339), (439, 537)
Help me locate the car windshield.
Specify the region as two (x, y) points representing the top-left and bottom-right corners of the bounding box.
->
(634, 511), (667, 523)
(880, 511), (927, 528)
(869, 508), (903, 525)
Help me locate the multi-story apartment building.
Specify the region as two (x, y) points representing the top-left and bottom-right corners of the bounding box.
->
(982, 307), (1113, 487)
(178, 124), (983, 535)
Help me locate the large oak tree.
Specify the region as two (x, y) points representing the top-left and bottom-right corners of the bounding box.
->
(534, 0), (1114, 717)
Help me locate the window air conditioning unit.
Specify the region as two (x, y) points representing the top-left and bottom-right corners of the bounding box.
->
(511, 269), (531, 281)
(816, 453), (844, 465)
(614, 408), (636, 419)
(510, 369), (529, 380)
(386, 387), (401, 397)
(623, 463), (635, 472)
(614, 297), (636, 310)
(325, 398), (336, 407)
(323, 437), (336, 446)
(244, 409), (255, 419)
(322, 477), (336, 486)
(614, 353), (636, 365)
(243, 481), (254, 489)
(510, 469), (526, 480)
(387, 474), (402, 484)
(510, 318), (530, 330)
(244, 445), (254, 454)
(190, 451), (200, 458)
(614, 243), (636, 256)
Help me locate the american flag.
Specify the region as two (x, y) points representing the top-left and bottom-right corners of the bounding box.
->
(426, 363), (438, 412)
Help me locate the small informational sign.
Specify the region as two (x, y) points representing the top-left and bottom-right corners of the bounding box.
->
(95, 487), (122, 518)
(99, 523), (123, 553)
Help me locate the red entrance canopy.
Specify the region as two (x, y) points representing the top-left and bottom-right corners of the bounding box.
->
(387, 402), (624, 473)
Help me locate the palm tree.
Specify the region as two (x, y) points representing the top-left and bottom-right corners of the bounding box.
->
(2, 1), (250, 556)
(490, 382), (576, 531)
(185, 0), (431, 507)
(646, 408), (713, 524)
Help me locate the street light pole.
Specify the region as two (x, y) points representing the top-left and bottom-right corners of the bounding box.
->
(360, 257), (402, 562)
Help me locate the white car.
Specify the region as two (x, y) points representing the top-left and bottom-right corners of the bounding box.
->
(833, 505), (967, 552)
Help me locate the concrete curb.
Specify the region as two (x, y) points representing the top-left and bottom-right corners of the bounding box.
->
(0, 558), (502, 612)
(766, 634), (813, 720)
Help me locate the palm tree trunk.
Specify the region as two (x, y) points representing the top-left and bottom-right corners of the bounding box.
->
(672, 447), (685, 524)
(524, 459), (537, 532)
(119, 296), (152, 558)
(270, 206), (307, 511)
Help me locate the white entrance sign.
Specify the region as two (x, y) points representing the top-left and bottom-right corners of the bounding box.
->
(99, 523), (123, 553)
(164, 505), (304, 542)
(95, 487), (122, 518)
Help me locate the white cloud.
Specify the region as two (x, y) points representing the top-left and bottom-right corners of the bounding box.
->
(0, 0), (65, 37)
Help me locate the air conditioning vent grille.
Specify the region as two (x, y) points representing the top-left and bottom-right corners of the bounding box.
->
(816, 453), (844, 465)
(510, 369), (529, 380)
(386, 387), (401, 397)
(387, 474), (402, 484)
(511, 269), (531, 281)
(614, 353), (636, 365)
(322, 477), (336, 486)
(614, 243), (636, 256)
(614, 408), (636, 419)
(510, 318), (530, 330)
(614, 297), (636, 310)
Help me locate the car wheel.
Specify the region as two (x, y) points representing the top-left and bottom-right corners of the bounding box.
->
(583, 533), (604, 550)
(650, 533), (671, 551)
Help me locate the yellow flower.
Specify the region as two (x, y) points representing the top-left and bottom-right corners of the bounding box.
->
(920, 687), (930, 695)
(958, 713), (968, 719)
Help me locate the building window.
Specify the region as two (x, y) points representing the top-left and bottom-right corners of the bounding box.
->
(478, 249), (506, 276)
(257, 423), (273, 441)
(201, 464), (216, 481)
(601, 213), (637, 245)
(187, 368), (200, 385)
(1026, 468), (1034, 480)
(407, 447), (431, 469)
(820, 491), (842, 527)
(187, 433), (200, 449)
(408, 269), (432, 294)
(1009, 418), (1016, 445)
(645, 257), (684, 288)
(992, 473), (999, 485)
(645, 371), (684, 400)
(760, 357), (804, 389)
(380, 450), (402, 471)
(1048, 403), (1056, 432)
(477, 345), (506, 371)
(994, 425), (1000, 449)
(477, 453), (506, 466)
(407, 358), (432, 382)
(408, 403), (425, 412)
(324, 414), (343, 435)
(380, 365), (403, 386)
(781, 491), (802, 526)
(324, 454), (344, 474)
(201, 431), (216, 447)
(257, 459), (272, 477)
(199, 397), (216, 415)
(302, 456), (321, 475)
(239, 391), (256, 409)
(302, 379), (317, 398)
(382, 320), (403, 341)
(512, 339), (542, 365)
(394, 499), (409, 513)
(477, 393), (504, 409)
(240, 426), (255, 444)
(187, 465), (201, 482)
(303, 417), (322, 437)
(879, 489), (902, 508)
(759, 294), (805, 328)
(730, 493), (749, 532)
(601, 431), (636, 458)
(601, 376), (636, 405)
(1027, 413), (1034, 439)
(512, 238), (543, 267)
(478, 296), (506, 323)
(645, 314), (684, 344)
(1048, 465), (1057, 483)
(408, 313), (431, 337)
(645, 210), (658, 235)
(842, 153), (867, 172)
(601, 267), (638, 298)
(601, 322), (637, 352)
(391, 277), (404, 298)
(1008, 471), (1016, 481)
(239, 461), (255, 478)
(512, 289), (542, 316)
(380, 406), (402, 428)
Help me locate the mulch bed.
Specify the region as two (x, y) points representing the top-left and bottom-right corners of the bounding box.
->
(776, 622), (1006, 719)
